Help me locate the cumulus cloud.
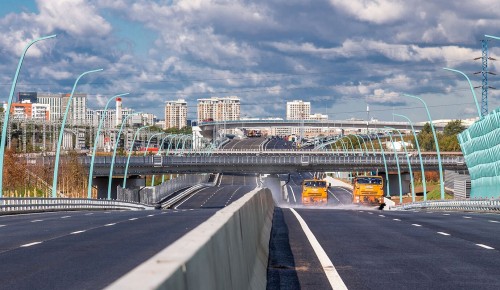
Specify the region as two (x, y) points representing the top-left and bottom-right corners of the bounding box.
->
(328, 0), (407, 24)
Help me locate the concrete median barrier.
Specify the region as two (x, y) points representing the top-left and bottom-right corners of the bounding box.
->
(106, 187), (275, 290)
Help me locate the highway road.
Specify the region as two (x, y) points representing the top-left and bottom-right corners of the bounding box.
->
(222, 136), (268, 150)
(0, 209), (215, 290)
(267, 208), (500, 289)
(175, 173), (259, 209)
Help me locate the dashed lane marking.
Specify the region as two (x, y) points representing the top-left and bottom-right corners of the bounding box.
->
(443, 214), (450, 216)
(20, 242), (42, 248)
(85, 213), (94, 216)
(0, 225), (5, 227)
(129, 218), (138, 221)
(437, 232), (450, 236)
(70, 230), (86, 235)
(379, 215), (385, 217)
(476, 244), (495, 250)
(104, 223), (116, 227)
(489, 220), (500, 223)
(147, 214), (154, 217)
(412, 224), (422, 227)
(61, 216), (71, 219)
(463, 216), (472, 219)
(367, 212), (373, 215)
(290, 208), (348, 290)
(31, 220), (43, 223)
(393, 219), (401, 221)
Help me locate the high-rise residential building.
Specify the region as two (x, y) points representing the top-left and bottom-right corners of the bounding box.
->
(286, 100), (311, 120)
(197, 96), (240, 122)
(37, 92), (87, 125)
(62, 93), (87, 125)
(141, 113), (156, 126)
(165, 99), (187, 129)
(8, 100), (49, 120)
(309, 113), (328, 121)
(37, 93), (62, 121)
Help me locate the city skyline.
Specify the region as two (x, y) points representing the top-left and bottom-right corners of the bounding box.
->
(1, 1), (500, 122)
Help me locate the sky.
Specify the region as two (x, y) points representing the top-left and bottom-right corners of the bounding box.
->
(1, 0), (500, 122)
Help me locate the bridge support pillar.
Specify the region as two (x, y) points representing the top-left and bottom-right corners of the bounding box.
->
(92, 175), (145, 199)
(381, 172), (411, 198)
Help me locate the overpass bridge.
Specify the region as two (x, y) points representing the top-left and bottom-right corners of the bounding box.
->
(198, 119), (449, 139)
(83, 152), (466, 176)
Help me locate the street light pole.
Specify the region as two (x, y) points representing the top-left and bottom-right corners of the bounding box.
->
(403, 93), (445, 200)
(443, 68), (482, 118)
(387, 131), (403, 203)
(374, 134), (390, 197)
(386, 126), (415, 202)
(108, 112), (141, 200)
(123, 125), (149, 188)
(0, 34), (56, 196)
(393, 114), (427, 200)
(52, 68), (103, 198)
(87, 93), (129, 198)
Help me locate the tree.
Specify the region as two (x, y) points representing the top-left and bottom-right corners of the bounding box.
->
(443, 120), (465, 136)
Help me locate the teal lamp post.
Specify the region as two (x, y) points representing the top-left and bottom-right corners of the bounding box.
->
(386, 126), (415, 202)
(387, 131), (403, 203)
(108, 112), (141, 199)
(144, 132), (164, 186)
(87, 93), (129, 199)
(374, 134), (390, 197)
(403, 94), (445, 200)
(123, 125), (149, 188)
(393, 114), (427, 200)
(52, 68), (103, 198)
(350, 134), (365, 156)
(443, 68), (481, 118)
(0, 34), (56, 197)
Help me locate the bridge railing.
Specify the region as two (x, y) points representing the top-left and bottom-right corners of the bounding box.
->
(394, 199), (500, 212)
(0, 197), (154, 214)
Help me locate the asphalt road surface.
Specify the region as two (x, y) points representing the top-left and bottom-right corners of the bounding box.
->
(267, 208), (500, 289)
(0, 209), (215, 290)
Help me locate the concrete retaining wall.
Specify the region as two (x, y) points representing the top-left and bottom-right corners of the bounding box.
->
(106, 187), (275, 290)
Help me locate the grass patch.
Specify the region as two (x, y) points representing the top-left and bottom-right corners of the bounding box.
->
(426, 187), (453, 200)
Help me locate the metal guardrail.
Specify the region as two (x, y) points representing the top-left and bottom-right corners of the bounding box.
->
(395, 199), (500, 212)
(160, 184), (206, 209)
(0, 198), (154, 214)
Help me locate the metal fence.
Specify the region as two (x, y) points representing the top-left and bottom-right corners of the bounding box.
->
(0, 198), (154, 214)
(395, 199), (500, 212)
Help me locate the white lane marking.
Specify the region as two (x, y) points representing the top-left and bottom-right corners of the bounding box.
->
(358, 211), (364, 213)
(367, 212), (373, 215)
(104, 212), (111, 214)
(104, 223), (116, 227)
(289, 208), (348, 290)
(147, 214), (154, 217)
(225, 186), (243, 207)
(437, 232), (450, 236)
(61, 216), (71, 219)
(129, 218), (138, 221)
(71, 230), (86, 235)
(378, 215), (385, 217)
(288, 185), (297, 203)
(443, 214), (450, 216)
(20, 242), (42, 247)
(85, 213), (94, 216)
(337, 187), (353, 196)
(412, 224), (422, 227)
(476, 244), (495, 250)
(488, 220), (500, 223)
(328, 190), (341, 203)
(173, 187), (206, 209)
(463, 216), (472, 219)
(31, 220), (43, 223)
(200, 187), (226, 208)
(0, 225), (5, 227)
(393, 219), (401, 221)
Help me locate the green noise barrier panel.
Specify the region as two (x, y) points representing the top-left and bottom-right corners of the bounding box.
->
(458, 108), (500, 198)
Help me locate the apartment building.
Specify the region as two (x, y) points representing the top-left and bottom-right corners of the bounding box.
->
(164, 99), (187, 129)
(197, 96), (240, 122)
